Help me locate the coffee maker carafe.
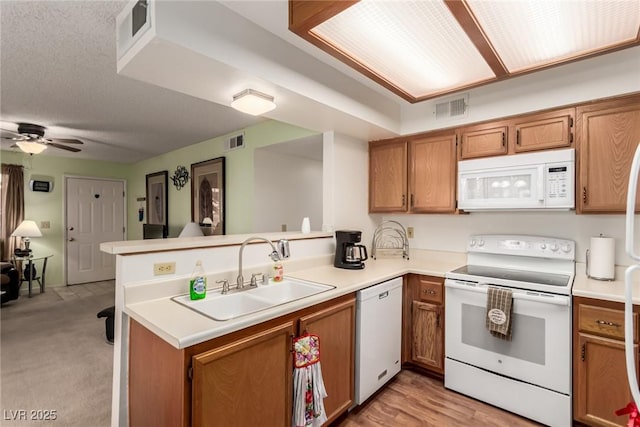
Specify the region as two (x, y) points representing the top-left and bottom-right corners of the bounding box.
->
(334, 230), (368, 270)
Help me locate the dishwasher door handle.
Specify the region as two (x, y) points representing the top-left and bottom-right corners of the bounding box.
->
(378, 291), (389, 299)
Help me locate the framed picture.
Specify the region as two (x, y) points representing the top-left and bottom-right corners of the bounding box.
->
(146, 171), (168, 229)
(191, 157), (225, 235)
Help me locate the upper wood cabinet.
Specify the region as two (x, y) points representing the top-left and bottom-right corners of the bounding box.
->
(577, 95), (640, 213)
(369, 139), (408, 212)
(460, 108), (575, 160)
(410, 134), (457, 213)
(459, 123), (508, 159)
(513, 108), (574, 153)
(369, 133), (457, 214)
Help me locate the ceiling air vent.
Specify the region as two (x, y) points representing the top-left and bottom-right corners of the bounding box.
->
(435, 94), (468, 120)
(225, 133), (245, 151)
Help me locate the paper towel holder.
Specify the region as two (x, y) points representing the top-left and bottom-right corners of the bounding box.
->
(586, 234), (615, 281)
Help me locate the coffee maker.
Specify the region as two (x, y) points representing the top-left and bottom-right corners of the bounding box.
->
(334, 230), (368, 270)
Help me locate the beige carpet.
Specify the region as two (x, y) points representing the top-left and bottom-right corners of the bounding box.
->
(0, 282), (114, 426)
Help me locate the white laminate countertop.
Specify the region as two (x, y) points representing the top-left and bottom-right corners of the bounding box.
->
(124, 250), (466, 349)
(572, 263), (640, 304)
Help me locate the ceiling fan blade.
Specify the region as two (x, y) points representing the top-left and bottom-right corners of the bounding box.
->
(1, 129), (22, 139)
(49, 138), (84, 145)
(47, 142), (81, 153)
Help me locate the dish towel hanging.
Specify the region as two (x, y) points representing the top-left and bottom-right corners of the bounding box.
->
(486, 286), (514, 340)
(292, 333), (328, 427)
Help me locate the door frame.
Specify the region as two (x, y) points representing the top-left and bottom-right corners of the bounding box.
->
(63, 175), (127, 286)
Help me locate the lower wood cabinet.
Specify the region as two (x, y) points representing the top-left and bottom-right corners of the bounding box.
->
(573, 296), (640, 427)
(129, 293), (356, 427)
(403, 274), (444, 375)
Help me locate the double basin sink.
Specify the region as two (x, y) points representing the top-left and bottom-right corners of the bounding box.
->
(172, 278), (335, 321)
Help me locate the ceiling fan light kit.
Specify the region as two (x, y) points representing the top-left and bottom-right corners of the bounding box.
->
(231, 89), (276, 116)
(16, 140), (47, 154)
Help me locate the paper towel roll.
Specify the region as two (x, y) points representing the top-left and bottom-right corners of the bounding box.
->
(587, 236), (615, 280)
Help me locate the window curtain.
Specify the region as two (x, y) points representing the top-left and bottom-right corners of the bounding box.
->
(1, 164), (24, 261)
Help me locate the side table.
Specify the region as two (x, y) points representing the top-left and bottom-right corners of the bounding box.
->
(11, 254), (53, 297)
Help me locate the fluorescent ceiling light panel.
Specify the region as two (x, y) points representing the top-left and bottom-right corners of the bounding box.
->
(310, 0), (495, 98)
(466, 0), (640, 72)
(231, 89), (276, 116)
(16, 141), (47, 154)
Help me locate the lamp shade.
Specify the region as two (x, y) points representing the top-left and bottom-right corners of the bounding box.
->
(16, 141), (48, 154)
(11, 220), (42, 238)
(178, 222), (204, 238)
(231, 89), (276, 116)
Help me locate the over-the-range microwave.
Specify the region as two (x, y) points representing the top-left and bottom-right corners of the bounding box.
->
(458, 148), (575, 211)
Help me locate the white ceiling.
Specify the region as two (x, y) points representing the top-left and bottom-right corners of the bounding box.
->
(0, 1), (264, 163)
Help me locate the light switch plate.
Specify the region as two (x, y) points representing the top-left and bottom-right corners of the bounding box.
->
(407, 227), (414, 238)
(40, 221), (51, 229)
(154, 262), (176, 275)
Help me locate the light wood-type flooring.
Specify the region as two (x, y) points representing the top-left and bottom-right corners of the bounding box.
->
(339, 369), (542, 427)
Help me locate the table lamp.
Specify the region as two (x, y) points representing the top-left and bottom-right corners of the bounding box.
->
(11, 220), (42, 255)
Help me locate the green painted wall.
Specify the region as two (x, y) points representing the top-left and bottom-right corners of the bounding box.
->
(127, 120), (318, 239)
(0, 151), (130, 286)
(1, 120), (317, 287)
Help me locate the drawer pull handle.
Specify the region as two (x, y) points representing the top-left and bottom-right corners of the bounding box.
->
(596, 319), (621, 328)
(423, 290), (437, 295)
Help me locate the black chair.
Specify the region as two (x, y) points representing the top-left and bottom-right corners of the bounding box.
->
(1, 262), (20, 304)
(97, 306), (115, 344)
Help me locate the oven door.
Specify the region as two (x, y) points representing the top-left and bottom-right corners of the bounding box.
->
(445, 279), (572, 394)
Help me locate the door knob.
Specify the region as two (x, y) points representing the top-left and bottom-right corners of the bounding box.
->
(68, 237), (75, 242)
(69, 227), (74, 231)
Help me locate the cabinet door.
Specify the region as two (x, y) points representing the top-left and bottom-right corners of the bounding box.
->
(513, 109), (574, 153)
(575, 333), (638, 427)
(299, 298), (356, 425)
(460, 125), (507, 159)
(577, 97), (640, 213)
(191, 322), (295, 427)
(410, 134), (457, 213)
(411, 300), (444, 374)
(369, 140), (408, 213)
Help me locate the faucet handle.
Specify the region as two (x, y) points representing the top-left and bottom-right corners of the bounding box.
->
(216, 279), (230, 294)
(250, 273), (264, 286)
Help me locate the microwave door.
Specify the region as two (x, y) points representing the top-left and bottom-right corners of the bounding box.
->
(459, 166), (544, 210)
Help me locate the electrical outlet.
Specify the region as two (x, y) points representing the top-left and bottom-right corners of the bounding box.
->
(281, 224), (287, 232)
(407, 227), (414, 239)
(154, 262), (176, 276)
(40, 221), (51, 229)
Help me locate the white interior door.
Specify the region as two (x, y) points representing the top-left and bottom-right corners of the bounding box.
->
(66, 177), (125, 285)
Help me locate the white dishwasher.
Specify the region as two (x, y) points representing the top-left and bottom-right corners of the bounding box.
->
(355, 277), (403, 405)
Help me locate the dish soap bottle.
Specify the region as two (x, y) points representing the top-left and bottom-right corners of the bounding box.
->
(190, 260), (207, 300)
(273, 262), (284, 282)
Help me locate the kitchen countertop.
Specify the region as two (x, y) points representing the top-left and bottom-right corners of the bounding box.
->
(572, 263), (640, 304)
(124, 250), (466, 349)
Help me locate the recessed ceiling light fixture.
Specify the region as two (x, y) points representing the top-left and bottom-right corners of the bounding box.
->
(231, 89), (276, 116)
(16, 140), (47, 154)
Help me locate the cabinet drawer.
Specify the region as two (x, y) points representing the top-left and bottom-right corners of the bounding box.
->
(578, 304), (638, 342)
(417, 280), (443, 304)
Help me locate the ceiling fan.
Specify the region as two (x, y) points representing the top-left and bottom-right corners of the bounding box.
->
(1, 123), (83, 154)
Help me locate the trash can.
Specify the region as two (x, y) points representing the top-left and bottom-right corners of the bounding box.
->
(97, 306), (115, 344)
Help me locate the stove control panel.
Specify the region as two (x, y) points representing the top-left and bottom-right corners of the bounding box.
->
(468, 235), (575, 260)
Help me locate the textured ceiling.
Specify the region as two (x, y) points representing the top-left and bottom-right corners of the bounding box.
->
(0, 1), (263, 163)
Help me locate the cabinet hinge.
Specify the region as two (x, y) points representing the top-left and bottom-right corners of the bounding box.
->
(582, 187), (587, 205)
(570, 133), (574, 144)
(188, 366), (193, 381)
(290, 334), (295, 353)
(581, 343), (586, 362)
(503, 132), (507, 147)
(569, 117), (574, 128)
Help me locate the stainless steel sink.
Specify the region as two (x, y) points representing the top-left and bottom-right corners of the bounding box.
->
(172, 278), (335, 321)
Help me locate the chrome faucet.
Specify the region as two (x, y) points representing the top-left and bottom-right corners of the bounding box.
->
(236, 237), (289, 290)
